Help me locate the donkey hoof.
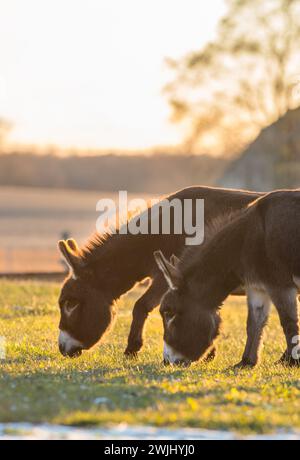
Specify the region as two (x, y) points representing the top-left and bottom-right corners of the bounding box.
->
(124, 342), (142, 358)
(276, 356), (300, 367)
(124, 338), (143, 357)
(203, 347), (216, 363)
(288, 358), (300, 367)
(124, 349), (138, 358)
(233, 360), (256, 369)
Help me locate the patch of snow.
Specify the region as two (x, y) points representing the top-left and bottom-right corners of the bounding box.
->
(93, 397), (110, 405)
(0, 423), (300, 440)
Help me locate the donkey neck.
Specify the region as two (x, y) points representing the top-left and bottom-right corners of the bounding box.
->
(86, 232), (152, 301)
(182, 212), (249, 310)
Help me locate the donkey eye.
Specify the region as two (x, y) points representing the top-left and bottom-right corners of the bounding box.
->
(165, 311), (176, 324)
(64, 300), (79, 315)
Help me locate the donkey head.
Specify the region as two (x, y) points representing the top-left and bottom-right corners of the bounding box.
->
(154, 250), (220, 366)
(57, 239), (115, 358)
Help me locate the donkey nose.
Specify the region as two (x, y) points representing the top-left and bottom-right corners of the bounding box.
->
(60, 344), (82, 358)
(67, 346), (83, 358)
(173, 358), (191, 367)
(163, 358), (191, 367)
(59, 331), (83, 358)
(59, 342), (82, 358)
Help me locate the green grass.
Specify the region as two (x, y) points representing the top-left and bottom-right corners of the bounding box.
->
(0, 281), (300, 434)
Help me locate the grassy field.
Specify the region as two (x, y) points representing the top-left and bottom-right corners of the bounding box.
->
(1, 281), (300, 434)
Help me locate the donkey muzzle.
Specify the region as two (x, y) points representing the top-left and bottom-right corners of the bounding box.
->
(163, 342), (191, 367)
(59, 330), (83, 358)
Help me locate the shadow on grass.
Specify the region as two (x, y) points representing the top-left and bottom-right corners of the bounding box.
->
(1, 347), (299, 433)
(0, 368), (165, 424)
(0, 359), (222, 424)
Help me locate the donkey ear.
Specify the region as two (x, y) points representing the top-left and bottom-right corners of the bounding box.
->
(66, 238), (80, 253)
(154, 250), (182, 290)
(58, 240), (85, 273)
(170, 254), (180, 268)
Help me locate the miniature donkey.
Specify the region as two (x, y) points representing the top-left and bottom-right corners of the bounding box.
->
(58, 186), (262, 358)
(155, 190), (300, 368)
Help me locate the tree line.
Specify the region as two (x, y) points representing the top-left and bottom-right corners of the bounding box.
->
(0, 152), (228, 193)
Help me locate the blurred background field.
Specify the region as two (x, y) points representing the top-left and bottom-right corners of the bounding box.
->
(0, 187), (152, 273)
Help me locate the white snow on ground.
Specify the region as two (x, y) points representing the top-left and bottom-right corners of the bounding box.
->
(0, 424), (300, 440)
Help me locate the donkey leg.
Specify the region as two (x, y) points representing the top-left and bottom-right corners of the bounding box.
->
(270, 288), (300, 367)
(203, 347), (217, 363)
(235, 288), (271, 368)
(125, 276), (166, 356)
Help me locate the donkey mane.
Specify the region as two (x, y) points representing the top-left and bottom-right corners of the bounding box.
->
(79, 202), (155, 267)
(80, 229), (134, 266)
(81, 231), (114, 261)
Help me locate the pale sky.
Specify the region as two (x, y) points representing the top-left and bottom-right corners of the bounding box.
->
(0, 0), (225, 150)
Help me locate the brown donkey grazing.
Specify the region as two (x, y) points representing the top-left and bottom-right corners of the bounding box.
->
(57, 186), (262, 358)
(155, 190), (300, 368)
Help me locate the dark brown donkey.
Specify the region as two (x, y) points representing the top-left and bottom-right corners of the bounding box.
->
(155, 190), (300, 368)
(58, 186), (261, 358)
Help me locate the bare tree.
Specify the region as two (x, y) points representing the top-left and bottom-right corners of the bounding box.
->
(166, 0), (300, 155)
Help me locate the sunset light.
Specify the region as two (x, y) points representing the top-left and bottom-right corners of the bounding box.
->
(0, 0), (225, 150)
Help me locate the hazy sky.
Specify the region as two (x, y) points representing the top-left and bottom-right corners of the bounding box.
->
(0, 0), (225, 150)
